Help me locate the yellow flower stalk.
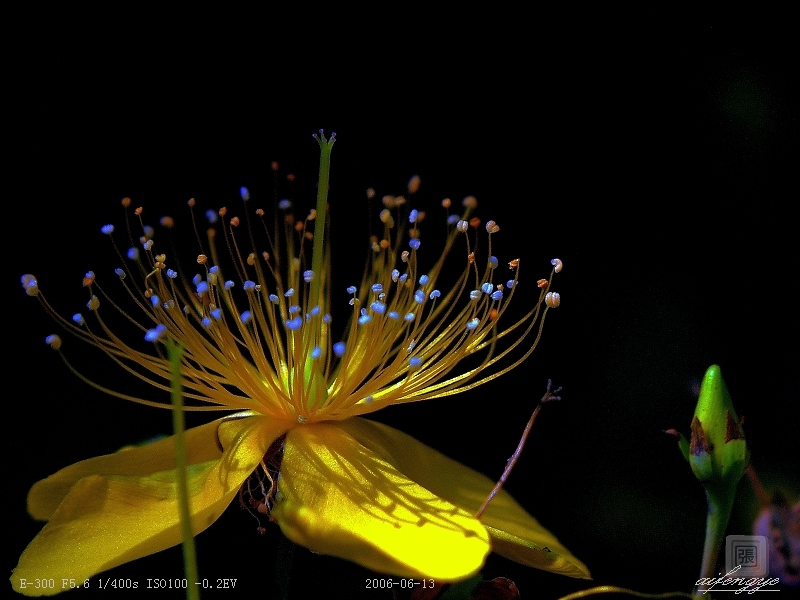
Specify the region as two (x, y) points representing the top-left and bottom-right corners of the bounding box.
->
(13, 132), (589, 596)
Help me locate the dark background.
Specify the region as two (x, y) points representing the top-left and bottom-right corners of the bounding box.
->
(7, 24), (798, 599)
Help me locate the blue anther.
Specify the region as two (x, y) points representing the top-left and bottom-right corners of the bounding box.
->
(278, 199), (292, 210)
(391, 269), (400, 282)
(409, 238), (421, 250)
(409, 357), (422, 368)
(127, 247), (139, 261)
(193, 274), (202, 286)
(209, 266), (219, 274)
(322, 314), (332, 323)
(398, 274), (408, 284)
(243, 280), (256, 291)
(404, 312), (415, 322)
(224, 280), (235, 290)
(370, 301), (386, 315)
(288, 305), (301, 314)
(201, 317), (212, 328)
(491, 290), (503, 301)
(429, 290), (441, 300)
(269, 294), (279, 304)
(303, 270), (314, 283)
(167, 269), (178, 279)
(101, 224), (114, 235)
(114, 268), (125, 278)
(72, 313), (85, 326)
(205, 209), (218, 224)
(364, 395), (374, 404)
(488, 256), (498, 269)
(196, 281), (209, 294)
(284, 288), (295, 297)
(241, 311), (252, 324)
(311, 346), (322, 359)
(371, 283), (383, 293)
(333, 342), (346, 357)
(142, 239), (153, 251)
(409, 209), (419, 223)
(240, 186), (250, 201)
(310, 305), (321, 316)
(144, 324), (167, 342)
(506, 280), (514, 289)
(346, 285), (357, 295)
(143, 226), (154, 238)
(358, 314), (372, 325)
(470, 290), (481, 300)
(419, 274), (429, 285)
(414, 290), (425, 304)
(466, 318), (479, 330)
(210, 308), (222, 320)
(388, 311), (399, 320)
(150, 295), (160, 307)
(285, 316), (302, 330)
(447, 214), (459, 225)
(481, 282), (494, 294)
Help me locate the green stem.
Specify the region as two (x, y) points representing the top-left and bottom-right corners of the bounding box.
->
(167, 341), (200, 600)
(694, 489), (735, 596)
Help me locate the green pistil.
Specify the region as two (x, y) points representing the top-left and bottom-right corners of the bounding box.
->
(304, 131), (335, 412)
(309, 131), (334, 307)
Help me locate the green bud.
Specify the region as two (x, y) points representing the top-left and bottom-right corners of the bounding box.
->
(689, 364), (749, 491)
(670, 365), (751, 594)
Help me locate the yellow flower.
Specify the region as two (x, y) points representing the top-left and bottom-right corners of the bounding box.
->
(13, 134), (589, 596)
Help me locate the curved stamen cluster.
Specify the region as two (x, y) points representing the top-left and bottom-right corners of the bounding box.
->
(21, 178), (561, 425)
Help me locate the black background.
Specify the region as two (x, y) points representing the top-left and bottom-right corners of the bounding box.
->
(7, 22), (799, 599)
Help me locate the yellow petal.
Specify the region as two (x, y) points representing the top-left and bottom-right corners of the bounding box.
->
(271, 422), (491, 581)
(12, 414), (288, 596)
(28, 419), (224, 521)
(339, 417), (591, 579)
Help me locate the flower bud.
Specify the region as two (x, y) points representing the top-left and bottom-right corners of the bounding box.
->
(670, 365), (749, 493)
